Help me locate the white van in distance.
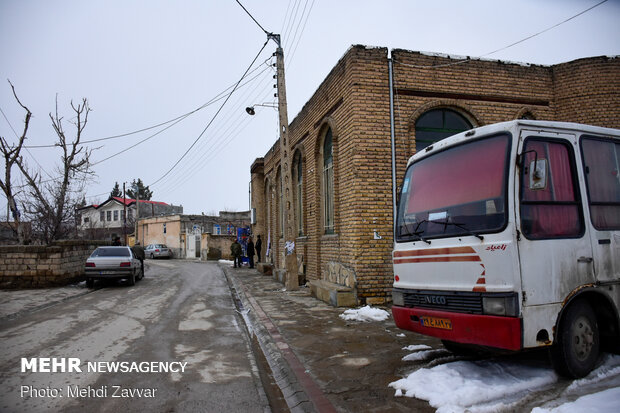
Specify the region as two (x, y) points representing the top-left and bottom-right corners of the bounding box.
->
(392, 120), (619, 378)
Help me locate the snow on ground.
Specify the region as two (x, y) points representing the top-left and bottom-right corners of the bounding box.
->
(403, 344), (432, 352)
(339, 305), (390, 322)
(390, 345), (620, 413)
(219, 259), (234, 266)
(531, 387), (620, 413)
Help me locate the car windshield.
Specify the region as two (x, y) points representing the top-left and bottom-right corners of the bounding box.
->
(396, 134), (511, 241)
(91, 247), (130, 257)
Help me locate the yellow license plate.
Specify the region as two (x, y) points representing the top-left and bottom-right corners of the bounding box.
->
(420, 316), (453, 330)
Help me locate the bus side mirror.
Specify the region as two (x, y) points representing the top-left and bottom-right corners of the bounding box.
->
(529, 159), (548, 190)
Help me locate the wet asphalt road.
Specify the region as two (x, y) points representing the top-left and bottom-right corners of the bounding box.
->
(0, 260), (269, 413)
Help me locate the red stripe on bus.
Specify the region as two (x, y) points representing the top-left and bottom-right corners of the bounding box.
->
(394, 247), (476, 258)
(394, 255), (481, 264)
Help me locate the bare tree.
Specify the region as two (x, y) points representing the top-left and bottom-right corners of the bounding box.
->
(10, 89), (95, 243)
(1, 84), (97, 244)
(0, 81), (31, 243)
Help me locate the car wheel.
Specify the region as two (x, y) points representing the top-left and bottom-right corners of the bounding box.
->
(550, 299), (600, 378)
(150, 253), (154, 259)
(128, 271), (136, 286)
(86, 278), (94, 289)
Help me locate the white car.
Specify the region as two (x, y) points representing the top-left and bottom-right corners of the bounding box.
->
(85, 246), (144, 288)
(145, 244), (173, 259)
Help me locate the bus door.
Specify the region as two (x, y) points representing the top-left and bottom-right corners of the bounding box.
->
(516, 131), (595, 309)
(579, 136), (620, 285)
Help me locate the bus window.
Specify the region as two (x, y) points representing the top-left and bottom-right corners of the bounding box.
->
(581, 137), (620, 230)
(520, 139), (583, 239)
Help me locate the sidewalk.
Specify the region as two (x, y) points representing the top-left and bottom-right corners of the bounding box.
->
(222, 264), (438, 413)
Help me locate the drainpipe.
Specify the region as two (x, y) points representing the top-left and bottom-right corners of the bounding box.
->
(388, 54), (397, 242)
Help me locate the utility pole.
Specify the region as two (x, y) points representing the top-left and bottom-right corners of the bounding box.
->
(123, 182), (127, 245)
(270, 33), (298, 290)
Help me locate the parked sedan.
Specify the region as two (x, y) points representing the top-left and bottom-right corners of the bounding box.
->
(85, 246), (144, 288)
(145, 244), (173, 259)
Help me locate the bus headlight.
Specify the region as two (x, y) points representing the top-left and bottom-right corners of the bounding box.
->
(482, 294), (518, 317)
(392, 290), (404, 307)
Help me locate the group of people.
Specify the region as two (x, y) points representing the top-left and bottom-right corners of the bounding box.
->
(230, 234), (262, 269)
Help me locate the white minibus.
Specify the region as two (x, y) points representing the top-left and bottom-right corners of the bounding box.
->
(392, 120), (619, 378)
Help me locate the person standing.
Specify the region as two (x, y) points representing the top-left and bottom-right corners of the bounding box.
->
(230, 238), (242, 268)
(247, 237), (255, 269)
(132, 241), (145, 276)
(255, 235), (262, 263)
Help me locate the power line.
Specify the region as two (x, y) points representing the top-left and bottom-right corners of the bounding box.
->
(482, 0), (608, 58)
(150, 40), (270, 187)
(396, 0), (609, 69)
(0, 105), (55, 180)
(22, 61), (270, 149)
(235, 0), (269, 34)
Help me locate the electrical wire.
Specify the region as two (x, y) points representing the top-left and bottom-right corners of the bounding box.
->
(235, 0), (269, 34)
(149, 40), (271, 187)
(0, 105), (55, 179)
(395, 0), (609, 69)
(153, 57), (277, 195)
(22, 60), (270, 149)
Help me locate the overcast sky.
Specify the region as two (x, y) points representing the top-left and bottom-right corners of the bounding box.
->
(1, 0), (619, 216)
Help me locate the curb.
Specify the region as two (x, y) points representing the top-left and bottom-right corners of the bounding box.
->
(222, 265), (337, 413)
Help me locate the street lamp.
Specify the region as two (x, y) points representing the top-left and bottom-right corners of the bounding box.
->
(245, 103), (277, 115)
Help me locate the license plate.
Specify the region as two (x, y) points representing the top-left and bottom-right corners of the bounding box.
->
(99, 271), (117, 275)
(420, 316), (452, 330)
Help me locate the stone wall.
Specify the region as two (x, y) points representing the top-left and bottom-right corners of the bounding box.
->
(203, 234), (237, 261)
(0, 240), (108, 288)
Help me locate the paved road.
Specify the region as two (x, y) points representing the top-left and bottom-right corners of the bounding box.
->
(0, 260), (269, 413)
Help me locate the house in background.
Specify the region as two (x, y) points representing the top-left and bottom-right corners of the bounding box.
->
(136, 211), (250, 260)
(77, 197), (183, 241)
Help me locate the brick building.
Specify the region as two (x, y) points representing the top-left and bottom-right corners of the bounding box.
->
(250, 45), (620, 305)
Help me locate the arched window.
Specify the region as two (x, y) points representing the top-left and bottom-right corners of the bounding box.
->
(415, 109), (472, 152)
(293, 150), (304, 236)
(323, 128), (334, 234)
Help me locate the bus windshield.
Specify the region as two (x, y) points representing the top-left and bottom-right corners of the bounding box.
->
(396, 134), (511, 242)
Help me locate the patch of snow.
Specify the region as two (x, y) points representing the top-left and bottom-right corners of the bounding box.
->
(531, 387), (620, 413)
(566, 354), (620, 392)
(396, 333), (406, 338)
(402, 349), (447, 362)
(403, 344), (432, 352)
(339, 305), (390, 322)
(390, 353), (620, 413)
(389, 359), (557, 412)
(219, 259), (234, 266)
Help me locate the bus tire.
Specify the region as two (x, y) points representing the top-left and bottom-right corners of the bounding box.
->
(550, 299), (600, 378)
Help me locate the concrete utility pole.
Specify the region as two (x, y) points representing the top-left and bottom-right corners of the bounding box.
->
(270, 33), (298, 291)
(123, 182), (127, 245)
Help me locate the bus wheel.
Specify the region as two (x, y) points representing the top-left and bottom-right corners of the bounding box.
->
(550, 300), (600, 378)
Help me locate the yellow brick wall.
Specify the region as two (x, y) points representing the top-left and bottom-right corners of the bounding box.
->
(252, 46), (620, 304)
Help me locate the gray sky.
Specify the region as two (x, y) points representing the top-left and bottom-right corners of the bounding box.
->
(1, 0), (619, 215)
